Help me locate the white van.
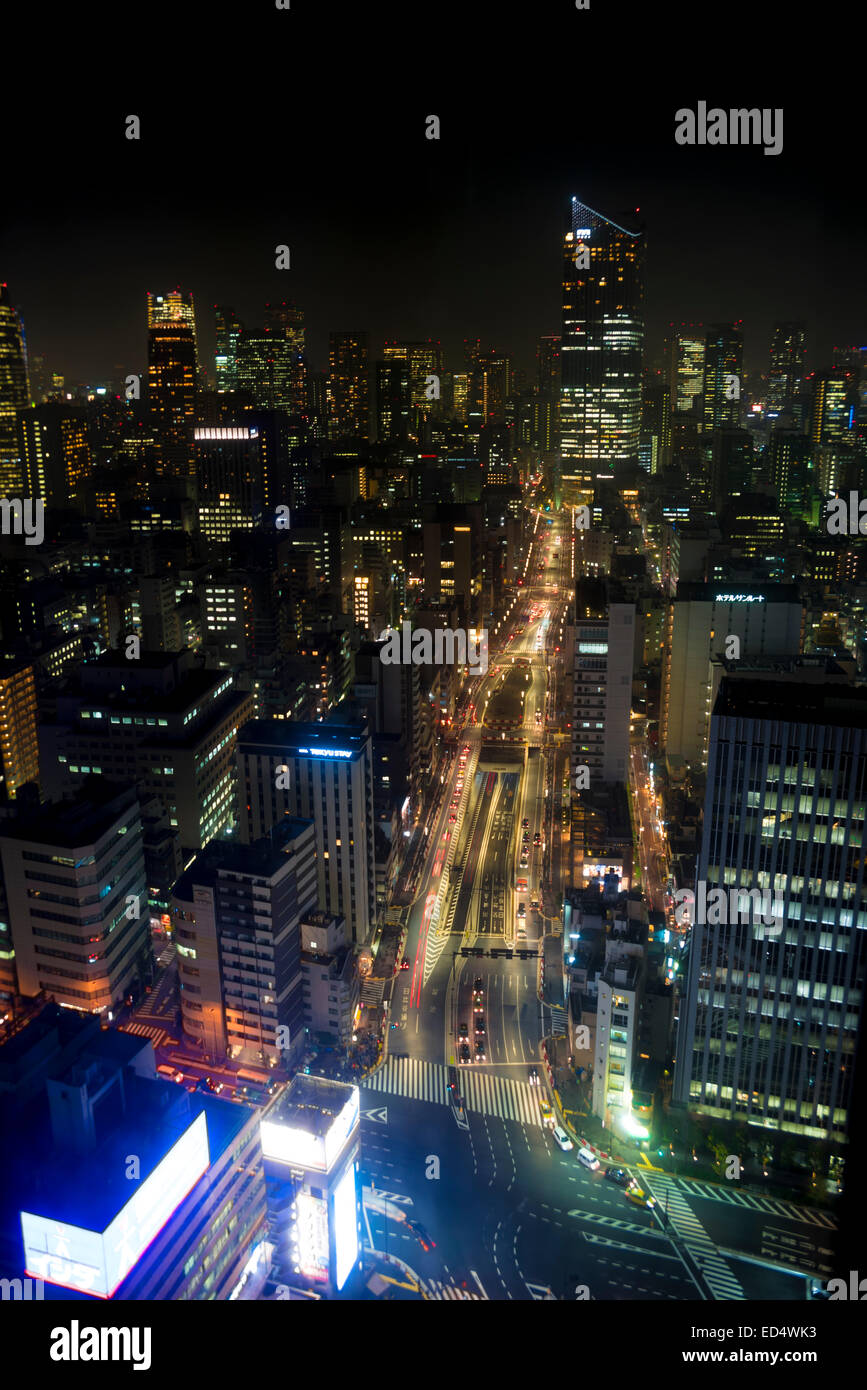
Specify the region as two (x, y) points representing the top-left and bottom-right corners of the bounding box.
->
(551, 1126), (573, 1152)
(578, 1146), (600, 1170)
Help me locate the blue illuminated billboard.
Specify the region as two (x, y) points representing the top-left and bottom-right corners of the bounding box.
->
(21, 1111), (210, 1298)
(332, 1162), (358, 1291)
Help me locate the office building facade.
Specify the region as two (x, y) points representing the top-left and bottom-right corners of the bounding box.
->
(560, 198), (644, 493)
(237, 720), (376, 944)
(674, 678), (867, 1144)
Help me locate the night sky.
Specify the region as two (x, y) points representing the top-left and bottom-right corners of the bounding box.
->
(3, 2), (859, 386)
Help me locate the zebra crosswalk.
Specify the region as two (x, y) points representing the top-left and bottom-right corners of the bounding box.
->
(669, 1178), (837, 1229)
(643, 1174), (746, 1301)
(120, 1021), (175, 1050)
(424, 1278), (484, 1300)
(363, 1056), (544, 1126)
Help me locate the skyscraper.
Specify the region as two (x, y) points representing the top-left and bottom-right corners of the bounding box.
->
(17, 402), (92, 507)
(674, 676), (867, 1145)
(328, 332), (369, 440)
(0, 658), (39, 803)
(810, 371), (849, 447)
(662, 326), (706, 413)
(701, 322), (743, 434)
(375, 359), (411, 443)
(214, 304), (242, 393)
(147, 311), (197, 477)
(560, 198), (644, 493)
(0, 282), (30, 494)
(237, 719), (376, 945)
(147, 288), (198, 356)
(767, 321), (806, 414)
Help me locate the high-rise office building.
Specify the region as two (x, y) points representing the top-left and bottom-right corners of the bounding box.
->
(639, 374), (672, 474)
(40, 649), (253, 854)
(663, 326), (706, 414)
(810, 371), (849, 447)
(0, 282), (30, 494)
(660, 583), (805, 767)
(17, 402), (92, 507)
(172, 815), (317, 1065)
(237, 720), (376, 945)
(147, 288), (198, 350)
(767, 321), (806, 414)
(0, 779), (150, 1010)
(674, 677), (867, 1145)
(214, 304), (242, 393)
(572, 578), (635, 786)
(375, 359), (411, 443)
(194, 422), (267, 543)
(702, 322), (743, 434)
(328, 332), (369, 440)
(147, 310), (197, 477)
(383, 340), (443, 417)
(0, 658), (39, 803)
(560, 198), (644, 493)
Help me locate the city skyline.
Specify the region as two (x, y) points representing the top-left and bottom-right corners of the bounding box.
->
(0, 0), (863, 1335)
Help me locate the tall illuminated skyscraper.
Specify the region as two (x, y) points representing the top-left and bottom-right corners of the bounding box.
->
(147, 288), (198, 356)
(810, 371), (848, 446)
(0, 282), (31, 493)
(214, 305), (242, 393)
(560, 198), (644, 494)
(328, 332), (369, 440)
(701, 322), (743, 434)
(663, 326), (706, 413)
(147, 322), (197, 477)
(767, 321), (806, 414)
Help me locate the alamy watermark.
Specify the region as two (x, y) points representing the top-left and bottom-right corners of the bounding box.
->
(824, 492), (867, 535)
(675, 103), (783, 157)
(379, 622), (488, 674)
(674, 882), (782, 933)
(0, 497), (44, 546)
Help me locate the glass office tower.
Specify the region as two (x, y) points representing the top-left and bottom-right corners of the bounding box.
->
(560, 198), (644, 496)
(674, 676), (867, 1145)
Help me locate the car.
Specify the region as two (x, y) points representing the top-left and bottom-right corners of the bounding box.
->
(449, 812), (456, 823)
(625, 1186), (656, 1209)
(551, 1126), (573, 1152)
(604, 1166), (630, 1186)
(517, 903), (526, 918)
(458, 1021), (469, 1039)
(400, 956), (410, 970)
(522, 818), (529, 829)
(157, 1064), (185, 1083)
(522, 830), (530, 842)
(528, 1066), (540, 1086)
(447, 1065), (459, 1092)
(520, 855), (529, 867)
(539, 1100), (555, 1126)
(473, 977), (484, 999)
(474, 1013), (486, 1035)
(530, 898), (539, 909)
(459, 1042), (471, 1063)
(533, 832), (542, 845)
(517, 877), (528, 891)
(204, 1075), (224, 1093)
(474, 1039), (487, 1060)
(407, 1218), (436, 1252)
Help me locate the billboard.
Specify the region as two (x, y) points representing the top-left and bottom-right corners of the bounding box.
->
(262, 1086), (359, 1173)
(332, 1162), (358, 1291)
(21, 1111), (210, 1298)
(296, 1193), (329, 1283)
